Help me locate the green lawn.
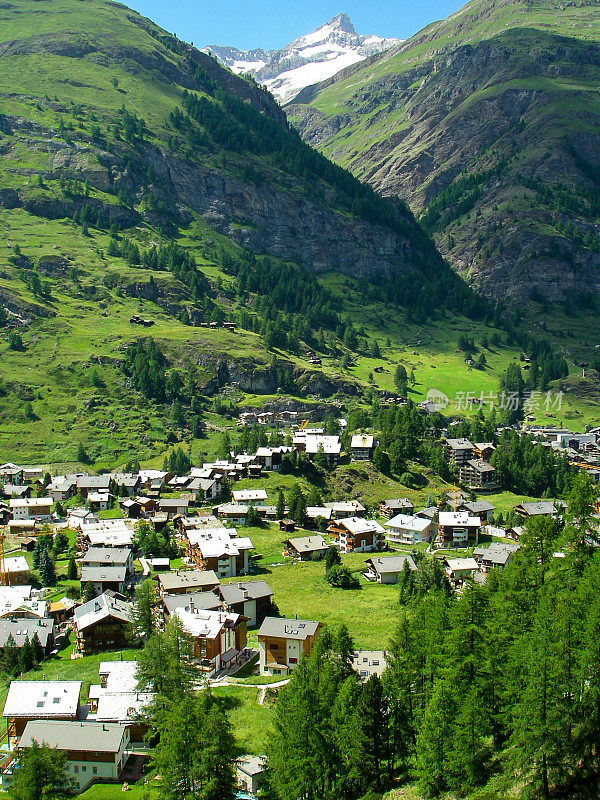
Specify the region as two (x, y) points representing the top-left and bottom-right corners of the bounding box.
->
(212, 685), (274, 755)
(79, 783), (149, 800)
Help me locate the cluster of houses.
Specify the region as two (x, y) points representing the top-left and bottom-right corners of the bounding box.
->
(3, 416), (592, 797)
(524, 424), (600, 477)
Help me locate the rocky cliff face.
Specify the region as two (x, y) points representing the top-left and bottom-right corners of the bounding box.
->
(289, 4), (600, 301)
(0, 0), (437, 289)
(0, 111), (416, 281)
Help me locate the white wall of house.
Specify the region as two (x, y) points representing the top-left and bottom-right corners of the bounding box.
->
(378, 572), (399, 585)
(286, 638), (301, 667)
(258, 640), (267, 674)
(66, 731), (128, 792)
(243, 599), (257, 627)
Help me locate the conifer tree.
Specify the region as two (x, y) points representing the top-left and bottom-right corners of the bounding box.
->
(10, 741), (72, 800)
(67, 557), (77, 581)
(416, 681), (454, 796)
(276, 489), (285, 520)
(30, 633), (44, 665)
(38, 549), (56, 587)
(18, 637), (34, 674)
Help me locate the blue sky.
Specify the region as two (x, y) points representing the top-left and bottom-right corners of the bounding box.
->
(125, 0), (466, 51)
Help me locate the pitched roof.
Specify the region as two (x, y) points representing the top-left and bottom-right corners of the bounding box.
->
(518, 501), (557, 516)
(162, 591), (222, 616)
(159, 498), (189, 509)
(473, 542), (520, 565)
(19, 720), (127, 753)
(324, 501), (366, 513)
(158, 570), (220, 593)
(219, 581), (273, 606)
(284, 536), (328, 554)
(3, 680), (80, 718)
(462, 500), (496, 514)
(186, 528), (253, 559)
(445, 557), (479, 571)
(96, 691), (154, 723)
(336, 516), (385, 535)
(465, 459), (495, 473)
(81, 547), (131, 566)
(80, 566), (127, 583)
(416, 506), (438, 520)
(232, 489), (268, 502)
(384, 498), (414, 510)
(237, 755), (268, 777)
(365, 555), (417, 574)
(9, 497), (52, 509)
(98, 661), (140, 692)
(77, 475), (111, 490)
(257, 616), (319, 641)
(174, 606), (241, 639)
(303, 435), (341, 455)
(73, 592), (133, 631)
(387, 514), (432, 532)
(0, 586), (46, 619)
(306, 506), (332, 520)
(0, 618), (54, 649)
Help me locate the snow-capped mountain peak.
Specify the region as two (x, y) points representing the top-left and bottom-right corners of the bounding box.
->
(202, 14), (400, 105)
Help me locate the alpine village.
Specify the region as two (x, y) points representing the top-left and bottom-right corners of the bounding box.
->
(1, 1), (600, 799)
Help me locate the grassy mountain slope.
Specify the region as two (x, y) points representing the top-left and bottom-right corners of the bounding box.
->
(288, 0), (600, 300)
(0, 0), (483, 465)
(1, 0), (598, 470)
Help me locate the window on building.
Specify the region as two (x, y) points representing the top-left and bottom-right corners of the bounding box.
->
(93, 767), (98, 775)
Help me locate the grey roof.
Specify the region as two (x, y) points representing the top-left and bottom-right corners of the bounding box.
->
(462, 500), (496, 514)
(473, 542), (520, 566)
(465, 459), (495, 473)
(2, 485), (30, 497)
(158, 570), (220, 593)
(80, 566), (127, 583)
(19, 719), (127, 753)
(74, 591), (133, 631)
(219, 581), (273, 606)
(159, 498), (189, 509)
(237, 755), (267, 777)
(77, 475), (111, 490)
(366, 555), (417, 574)
(0, 618), (54, 649)
(416, 506), (438, 520)
(445, 438), (474, 450)
(258, 616), (319, 641)
(161, 591), (221, 616)
(285, 536), (328, 554)
(384, 498), (414, 510)
(518, 501), (557, 516)
(81, 547), (131, 566)
(187, 477), (218, 491)
(111, 473), (140, 487)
